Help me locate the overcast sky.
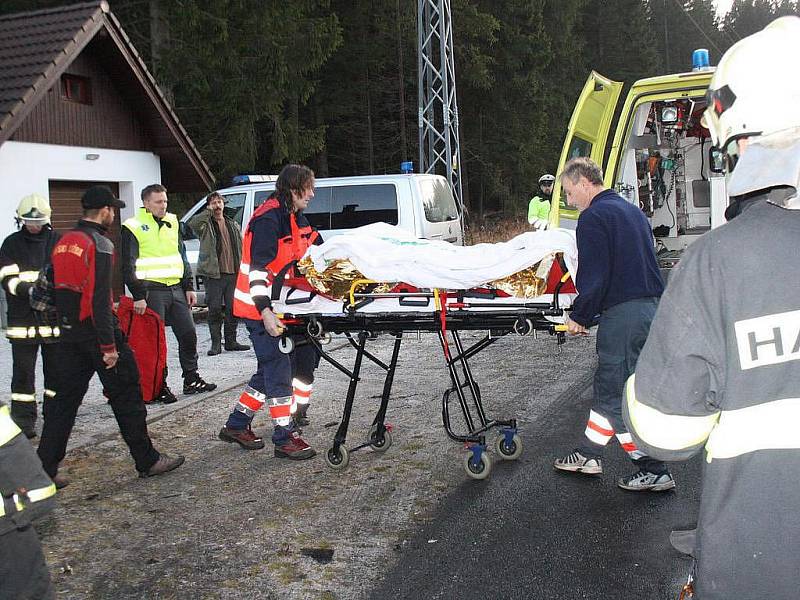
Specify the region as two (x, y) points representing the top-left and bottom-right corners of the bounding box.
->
(715, 0), (733, 17)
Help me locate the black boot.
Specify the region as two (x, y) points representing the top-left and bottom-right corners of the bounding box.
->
(224, 319), (250, 351)
(207, 320), (222, 356)
(294, 403), (310, 427)
(10, 399), (37, 439)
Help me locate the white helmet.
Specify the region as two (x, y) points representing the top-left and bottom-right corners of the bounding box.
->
(538, 174), (555, 186)
(16, 193), (51, 225)
(702, 16), (800, 153)
(702, 16), (800, 206)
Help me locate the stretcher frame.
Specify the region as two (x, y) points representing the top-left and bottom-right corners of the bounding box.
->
(277, 258), (573, 480)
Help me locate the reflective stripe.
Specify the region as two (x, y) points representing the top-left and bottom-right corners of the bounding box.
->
(0, 263), (20, 278)
(293, 379), (312, 405)
(11, 393), (36, 402)
(6, 326), (60, 339)
(615, 432), (645, 459)
(0, 405), (22, 446)
(0, 483), (57, 517)
(18, 270), (39, 282)
(249, 284), (269, 297)
(136, 256), (177, 266)
(268, 396), (292, 420)
(234, 288), (256, 306)
(705, 397), (800, 462)
(249, 269), (269, 282)
(135, 266), (184, 279)
(584, 409), (614, 445)
(625, 374), (720, 452)
(7, 277), (21, 295)
(239, 264), (250, 275)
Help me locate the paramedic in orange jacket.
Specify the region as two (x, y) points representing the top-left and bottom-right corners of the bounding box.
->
(218, 165), (320, 459)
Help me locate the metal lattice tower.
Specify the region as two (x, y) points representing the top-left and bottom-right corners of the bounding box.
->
(418, 0), (464, 216)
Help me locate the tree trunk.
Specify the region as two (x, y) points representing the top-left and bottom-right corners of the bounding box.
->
(396, 0), (407, 164)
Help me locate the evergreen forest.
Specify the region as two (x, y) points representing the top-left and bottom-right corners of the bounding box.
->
(1, 0), (798, 219)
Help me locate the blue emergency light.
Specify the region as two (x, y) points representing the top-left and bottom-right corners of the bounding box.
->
(692, 49), (711, 71)
(400, 161), (414, 174)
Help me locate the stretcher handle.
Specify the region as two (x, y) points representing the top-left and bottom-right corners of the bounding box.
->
(399, 296), (431, 307)
(348, 278), (379, 307)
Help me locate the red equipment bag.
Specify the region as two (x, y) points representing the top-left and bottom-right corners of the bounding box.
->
(116, 295), (167, 403)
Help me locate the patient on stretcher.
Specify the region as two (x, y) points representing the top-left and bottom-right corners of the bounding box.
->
(296, 223), (578, 301)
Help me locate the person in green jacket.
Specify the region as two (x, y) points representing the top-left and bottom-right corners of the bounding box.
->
(528, 173), (554, 230)
(189, 192), (250, 356)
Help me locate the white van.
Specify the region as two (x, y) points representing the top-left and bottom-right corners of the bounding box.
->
(181, 173), (463, 302)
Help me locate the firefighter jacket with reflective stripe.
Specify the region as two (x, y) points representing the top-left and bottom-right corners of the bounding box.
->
(0, 226), (60, 343)
(233, 197), (318, 320)
(0, 403), (56, 534)
(623, 198), (800, 600)
(122, 209), (185, 287)
(52, 220), (117, 354)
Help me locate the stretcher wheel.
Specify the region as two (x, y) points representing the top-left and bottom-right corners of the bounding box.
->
(324, 445), (350, 470)
(369, 425), (393, 452)
(307, 319), (324, 338)
(513, 318), (534, 336)
(494, 433), (523, 461)
(463, 451), (492, 480)
(278, 336), (294, 354)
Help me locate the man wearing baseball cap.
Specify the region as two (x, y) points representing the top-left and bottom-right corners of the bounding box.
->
(37, 185), (184, 486)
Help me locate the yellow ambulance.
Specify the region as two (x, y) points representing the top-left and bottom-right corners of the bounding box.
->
(553, 63), (727, 270)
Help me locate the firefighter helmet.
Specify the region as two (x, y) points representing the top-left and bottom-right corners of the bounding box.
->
(702, 16), (800, 154)
(16, 194), (51, 224)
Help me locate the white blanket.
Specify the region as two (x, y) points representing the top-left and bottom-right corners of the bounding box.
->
(304, 223), (578, 290)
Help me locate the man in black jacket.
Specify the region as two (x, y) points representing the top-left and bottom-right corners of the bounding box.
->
(37, 185), (185, 487)
(0, 194), (61, 438)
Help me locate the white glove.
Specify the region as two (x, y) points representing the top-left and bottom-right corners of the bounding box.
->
(530, 218), (549, 231)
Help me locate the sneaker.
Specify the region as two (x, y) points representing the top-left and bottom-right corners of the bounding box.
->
(553, 449), (603, 475)
(139, 454), (185, 478)
(218, 426), (265, 450)
(274, 430), (316, 460)
(617, 470), (676, 492)
(23, 428), (37, 440)
(183, 373), (217, 395)
(153, 386), (178, 404)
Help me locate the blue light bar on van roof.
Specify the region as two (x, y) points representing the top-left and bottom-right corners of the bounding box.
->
(400, 161), (414, 174)
(232, 174), (279, 185)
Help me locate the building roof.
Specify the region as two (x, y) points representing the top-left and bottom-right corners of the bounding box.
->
(0, 1), (214, 192)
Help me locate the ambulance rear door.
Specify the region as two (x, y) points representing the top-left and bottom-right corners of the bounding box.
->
(552, 71), (623, 227)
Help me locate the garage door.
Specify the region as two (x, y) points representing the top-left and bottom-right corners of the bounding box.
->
(48, 180), (123, 297)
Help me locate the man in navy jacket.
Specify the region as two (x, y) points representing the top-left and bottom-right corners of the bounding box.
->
(553, 157), (673, 492)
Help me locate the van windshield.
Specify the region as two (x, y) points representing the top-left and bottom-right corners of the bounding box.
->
(419, 179), (459, 223)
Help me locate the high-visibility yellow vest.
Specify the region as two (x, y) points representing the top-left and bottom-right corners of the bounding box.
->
(123, 208), (184, 286)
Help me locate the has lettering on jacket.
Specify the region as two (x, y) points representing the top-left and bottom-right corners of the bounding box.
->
(54, 243), (85, 258)
(735, 309), (800, 370)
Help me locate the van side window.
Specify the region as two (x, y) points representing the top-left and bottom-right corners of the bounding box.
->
(419, 179), (459, 222)
(254, 188), (332, 230)
(330, 184), (398, 229)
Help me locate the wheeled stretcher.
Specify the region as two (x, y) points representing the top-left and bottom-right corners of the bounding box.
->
(274, 252), (576, 480)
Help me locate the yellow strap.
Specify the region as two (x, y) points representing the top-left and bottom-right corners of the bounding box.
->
(0, 406), (22, 446)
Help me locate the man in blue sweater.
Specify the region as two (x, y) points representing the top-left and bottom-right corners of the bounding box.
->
(553, 157), (674, 492)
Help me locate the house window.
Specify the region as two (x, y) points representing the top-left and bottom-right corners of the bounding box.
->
(61, 74), (92, 105)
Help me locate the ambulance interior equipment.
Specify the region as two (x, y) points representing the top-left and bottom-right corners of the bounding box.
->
(268, 226), (577, 480)
(615, 97), (725, 264)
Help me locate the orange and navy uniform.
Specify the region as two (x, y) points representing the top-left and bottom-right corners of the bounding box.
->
(233, 197), (319, 320)
(51, 220), (117, 354)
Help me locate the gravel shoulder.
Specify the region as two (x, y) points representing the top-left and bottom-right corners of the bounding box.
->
(3, 326), (595, 599)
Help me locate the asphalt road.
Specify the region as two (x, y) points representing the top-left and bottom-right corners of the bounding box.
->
(369, 373), (703, 600)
